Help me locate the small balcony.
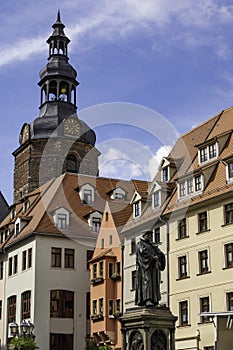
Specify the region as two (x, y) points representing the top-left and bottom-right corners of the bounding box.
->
(90, 314), (104, 322)
(110, 272), (121, 281)
(91, 276), (104, 285)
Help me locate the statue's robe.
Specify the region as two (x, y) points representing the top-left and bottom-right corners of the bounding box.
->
(135, 238), (165, 306)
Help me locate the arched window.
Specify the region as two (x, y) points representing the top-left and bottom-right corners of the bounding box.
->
(41, 85), (47, 105)
(7, 295), (17, 323)
(48, 81), (57, 101)
(71, 85), (76, 105)
(50, 290), (74, 318)
(21, 290), (31, 319)
(59, 81), (69, 102)
(66, 154), (78, 173)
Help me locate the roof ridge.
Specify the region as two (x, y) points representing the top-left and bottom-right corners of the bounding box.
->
(180, 109), (227, 138)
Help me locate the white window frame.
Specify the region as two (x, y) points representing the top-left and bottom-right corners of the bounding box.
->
(152, 191), (160, 210)
(198, 142), (218, 165)
(53, 207), (70, 229)
(226, 161), (233, 184)
(110, 187), (126, 200)
(79, 184), (95, 204)
(134, 201), (141, 218)
(178, 175), (203, 200)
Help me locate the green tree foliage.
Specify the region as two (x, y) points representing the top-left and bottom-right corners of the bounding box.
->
(9, 335), (38, 350)
(85, 339), (112, 350)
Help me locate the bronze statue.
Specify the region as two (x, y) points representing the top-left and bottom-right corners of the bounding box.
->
(135, 230), (165, 306)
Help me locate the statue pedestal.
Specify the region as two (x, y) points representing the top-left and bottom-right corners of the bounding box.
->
(119, 305), (177, 350)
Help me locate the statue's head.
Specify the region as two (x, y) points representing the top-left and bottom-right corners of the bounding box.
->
(142, 230), (153, 242)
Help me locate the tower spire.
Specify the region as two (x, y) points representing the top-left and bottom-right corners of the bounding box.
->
(37, 11), (79, 118)
(57, 9), (61, 22)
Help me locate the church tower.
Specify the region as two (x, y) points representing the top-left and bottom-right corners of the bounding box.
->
(13, 11), (100, 203)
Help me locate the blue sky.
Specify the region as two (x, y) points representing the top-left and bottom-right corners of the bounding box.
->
(1, 0), (233, 204)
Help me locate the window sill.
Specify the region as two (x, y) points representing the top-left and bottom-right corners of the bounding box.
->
(176, 235), (189, 241)
(196, 229), (211, 235)
(223, 265), (233, 270)
(176, 276), (190, 281)
(177, 324), (191, 328)
(221, 222), (233, 227)
(196, 271), (211, 276)
(198, 320), (213, 325)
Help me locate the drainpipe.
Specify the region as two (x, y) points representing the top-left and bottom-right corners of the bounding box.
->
(121, 242), (124, 314)
(159, 216), (170, 307)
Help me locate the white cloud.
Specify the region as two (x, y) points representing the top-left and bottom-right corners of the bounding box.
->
(1, 0), (233, 67)
(99, 142), (171, 181)
(146, 145), (172, 180)
(0, 36), (45, 66)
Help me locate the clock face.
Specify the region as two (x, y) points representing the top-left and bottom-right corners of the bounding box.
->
(21, 124), (30, 144)
(64, 118), (80, 137)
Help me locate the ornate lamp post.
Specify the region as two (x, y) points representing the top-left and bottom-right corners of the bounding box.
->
(9, 322), (19, 337)
(20, 320), (30, 338)
(10, 319), (35, 338)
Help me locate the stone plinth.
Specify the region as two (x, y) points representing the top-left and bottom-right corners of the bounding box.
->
(119, 305), (177, 350)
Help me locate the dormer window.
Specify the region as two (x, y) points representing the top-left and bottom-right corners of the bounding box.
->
(110, 187), (127, 200)
(115, 192), (125, 200)
(187, 179), (193, 194)
(226, 160), (233, 184)
(84, 189), (92, 205)
(160, 156), (176, 183)
(14, 218), (22, 236)
(92, 217), (101, 233)
(15, 223), (20, 236)
(228, 162), (233, 179)
(199, 142), (218, 164)
(162, 167), (168, 182)
(87, 211), (102, 233)
(23, 200), (30, 213)
(195, 175), (202, 191)
(152, 192), (160, 210)
(53, 208), (70, 230)
(179, 175), (203, 199)
(130, 191), (142, 219)
(134, 201), (141, 218)
(11, 208), (16, 220)
(79, 184), (95, 205)
(179, 182), (186, 197)
(57, 214), (68, 229)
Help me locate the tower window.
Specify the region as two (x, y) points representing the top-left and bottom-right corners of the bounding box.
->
(66, 154), (78, 173)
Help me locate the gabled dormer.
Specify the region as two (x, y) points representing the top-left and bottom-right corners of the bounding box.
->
(85, 211), (102, 233)
(160, 157), (176, 182)
(53, 207), (70, 230)
(109, 187), (127, 200)
(23, 199), (30, 213)
(14, 216), (31, 237)
(130, 192), (142, 219)
(149, 182), (165, 211)
(79, 183), (96, 205)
